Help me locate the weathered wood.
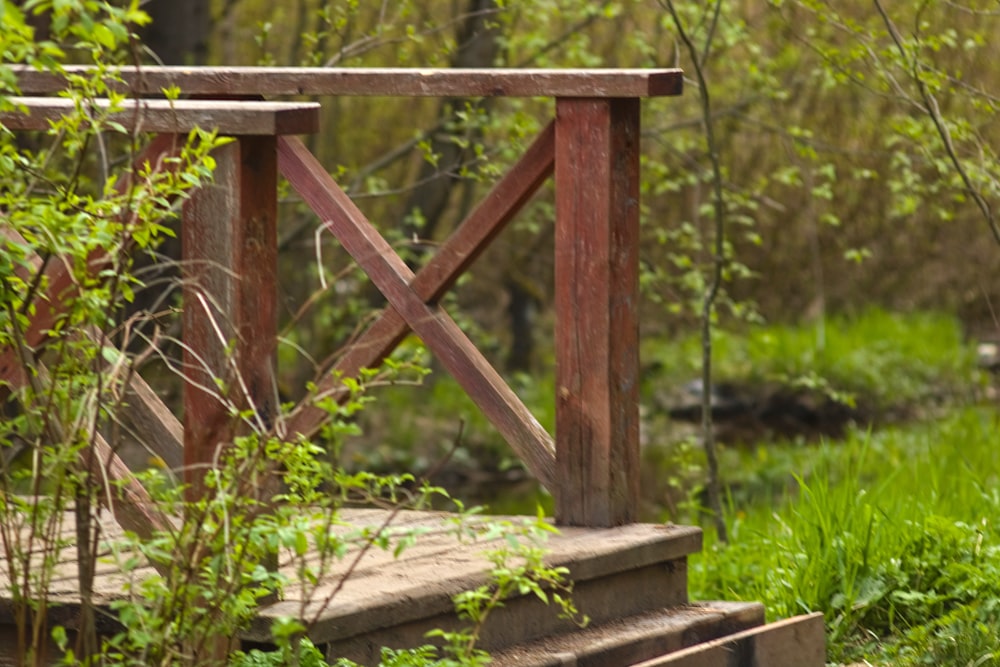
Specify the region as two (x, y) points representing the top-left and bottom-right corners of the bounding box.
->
(0, 361), (173, 560)
(285, 121), (556, 441)
(84, 432), (174, 547)
(554, 98), (641, 527)
(630, 612), (826, 667)
(119, 374), (184, 473)
(0, 507), (703, 658)
(12, 65), (684, 98)
(252, 514), (700, 647)
(0, 96), (319, 135)
(277, 136), (557, 490)
(182, 136), (278, 500)
(489, 602), (766, 667)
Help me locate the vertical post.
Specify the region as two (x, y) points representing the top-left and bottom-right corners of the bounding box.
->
(182, 136), (277, 502)
(554, 98), (641, 527)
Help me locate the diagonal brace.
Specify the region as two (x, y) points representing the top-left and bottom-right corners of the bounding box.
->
(278, 134), (556, 490)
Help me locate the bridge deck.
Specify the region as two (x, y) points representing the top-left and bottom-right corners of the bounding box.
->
(0, 505), (701, 660)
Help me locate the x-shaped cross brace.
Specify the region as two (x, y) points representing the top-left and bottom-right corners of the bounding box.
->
(278, 124), (558, 490)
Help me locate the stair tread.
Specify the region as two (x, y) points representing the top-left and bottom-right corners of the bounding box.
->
(489, 601), (765, 667)
(631, 612), (825, 667)
(248, 511), (701, 643)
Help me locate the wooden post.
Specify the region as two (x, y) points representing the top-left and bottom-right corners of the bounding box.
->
(182, 136), (277, 502)
(554, 98), (641, 527)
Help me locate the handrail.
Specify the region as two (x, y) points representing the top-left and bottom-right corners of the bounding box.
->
(1, 96), (319, 134)
(1, 66), (683, 527)
(10, 65), (682, 98)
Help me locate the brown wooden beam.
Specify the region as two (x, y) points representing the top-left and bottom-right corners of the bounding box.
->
(11, 65), (683, 99)
(283, 121), (555, 442)
(1, 96), (319, 135)
(278, 136), (556, 490)
(182, 136), (278, 501)
(0, 357), (174, 554)
(554, 98), (641, 527)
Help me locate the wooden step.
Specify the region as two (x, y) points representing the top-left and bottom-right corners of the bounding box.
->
(241, 511), (703, 664)
(631, 612), (825, 667)
(488, 601), (765, 667)
(0, 506), (825, 666)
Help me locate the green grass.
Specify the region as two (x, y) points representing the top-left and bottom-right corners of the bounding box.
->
(690, 407), (1000, 665)
(643, 308), (984, 407)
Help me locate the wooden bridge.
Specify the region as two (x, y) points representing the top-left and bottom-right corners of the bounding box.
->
(0, 67), (823, 665)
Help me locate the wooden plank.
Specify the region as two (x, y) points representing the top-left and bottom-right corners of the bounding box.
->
(12, 66), (684, 99)
(284, 121), (555, 440)
(83, 432), (174, 547)
(489, 602), (766, 667)
(118, 377), (184, 473)
(0, 96), (319, 135)
(250, 515), (700, 644)
(0, 506), (702, 651)
(630, 613), (826, 667)
(182, 136), (278, 501)
(0, 364), (173, 564)
(554, 98), (641, 527)
(277, 136), (556, 490)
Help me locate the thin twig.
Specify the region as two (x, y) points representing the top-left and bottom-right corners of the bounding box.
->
(662, 0), (729, 544)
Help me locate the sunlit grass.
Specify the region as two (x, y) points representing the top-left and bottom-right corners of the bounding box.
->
(690, 407), (1000, 665)
(643, 308), (984, 407)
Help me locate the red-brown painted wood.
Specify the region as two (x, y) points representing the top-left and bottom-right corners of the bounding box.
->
(182, 136), (278, 501)
(283, 121), (555, 441)
(277, 136), (556, 489)
(1, 97), (319, 135)
(12, 66), (684, 99)
(554, 98), (641, 527)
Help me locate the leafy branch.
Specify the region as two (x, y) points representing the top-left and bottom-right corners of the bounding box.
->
(873, 0), (1000, 245)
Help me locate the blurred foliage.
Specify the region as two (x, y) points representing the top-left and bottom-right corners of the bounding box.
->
(166, 1), (1000, 412)
(643, 308), (984, 408)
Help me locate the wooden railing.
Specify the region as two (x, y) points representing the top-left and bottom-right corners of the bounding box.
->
(2, 66), (683, 527)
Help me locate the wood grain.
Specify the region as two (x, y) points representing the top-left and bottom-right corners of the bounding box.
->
(182, 136), (278, 501)
(11, 66), (684, 98)
(1, 96), (319, 135)
(554, 98), (641, 527)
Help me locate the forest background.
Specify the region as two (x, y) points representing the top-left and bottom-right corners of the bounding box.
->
(130, 0), (1000, 385)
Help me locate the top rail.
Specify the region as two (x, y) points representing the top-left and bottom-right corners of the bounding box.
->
(2, 96), (320, 135)
(9, 65), (683, 98)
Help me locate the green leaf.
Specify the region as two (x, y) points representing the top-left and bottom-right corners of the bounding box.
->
(91, 23), (117, 50)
